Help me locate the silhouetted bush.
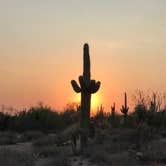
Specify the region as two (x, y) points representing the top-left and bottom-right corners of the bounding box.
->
(2, 100), (166, 135)
(0, 104), (71, 132)
(94, 105), (106, 122)
(12, 105), (66, 132)
(61, 109), (78, 126)
(0, 112), (10, 130)
(134, 104), (147, 124)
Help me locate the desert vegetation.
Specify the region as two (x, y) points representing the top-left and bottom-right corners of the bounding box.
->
(1, 44), (166, 166)
(1, 91), (166, 166)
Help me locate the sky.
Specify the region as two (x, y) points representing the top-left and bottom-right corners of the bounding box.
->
(0, 0), (166, 112)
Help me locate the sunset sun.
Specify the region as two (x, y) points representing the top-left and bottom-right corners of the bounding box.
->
(74, 93), (101, 111)
(91, 94), (100, 110)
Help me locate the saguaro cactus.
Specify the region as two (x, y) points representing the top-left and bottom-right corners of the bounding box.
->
(121, 92), (129, 120)
(150, 93), (157, 112)
(111, 102), (116, 121)
(71, 43), (101, 150)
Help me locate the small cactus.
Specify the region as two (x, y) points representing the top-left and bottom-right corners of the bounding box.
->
(121, 92), (129, 118)
(71, 43), (101, 151)
(111, 102), (116, 121)
(149, 93), (157, 112)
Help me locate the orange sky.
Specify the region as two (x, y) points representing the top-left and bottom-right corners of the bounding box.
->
(0, 1), (166, 112)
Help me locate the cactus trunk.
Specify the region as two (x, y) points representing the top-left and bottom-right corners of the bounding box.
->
(125, 93), (127, 110)
(80, 91), (91, 148)
(81, 44), (91, 132)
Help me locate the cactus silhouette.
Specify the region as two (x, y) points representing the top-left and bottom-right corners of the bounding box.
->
(150, 93), (157, 112)
(121, 92), (129, 119)
(71, 43), (101, 150)
(111, 102), (116, 121)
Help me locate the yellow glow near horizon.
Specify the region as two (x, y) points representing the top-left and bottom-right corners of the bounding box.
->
(74, 93), (101, 111)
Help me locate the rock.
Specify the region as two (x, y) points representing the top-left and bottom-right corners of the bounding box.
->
(136, 152), (143, 160)
(128, 149), (136, 154)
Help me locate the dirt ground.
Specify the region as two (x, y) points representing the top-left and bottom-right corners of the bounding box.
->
(2, 142), (97, 166)
(1, 128), (166, 166)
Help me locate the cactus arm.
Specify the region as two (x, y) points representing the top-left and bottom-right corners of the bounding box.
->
(93, 81), (101, 92)
(121, 106), (124, 114)
(71, 80), (81, 93)
(89, 81), (101, 93)
(89, 80), (95, 93)
(121, 105), (129, 114)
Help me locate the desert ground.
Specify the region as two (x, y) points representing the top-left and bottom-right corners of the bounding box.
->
(1, 125), (166, 166)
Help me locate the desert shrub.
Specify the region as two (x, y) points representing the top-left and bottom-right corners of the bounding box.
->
(109, 115), (119, 128)
(94, 105), (106, 123)
(8, 104), (66, 132)
(122, 115), (136, 128)
(33, 137), (71, 163)
(0, 147), (35, 166)
(146, 111), (163, 128)
(94, 130), (105, 144)
(94, 110), (105, 121)
(61, 109), (78, 126)
(0, 112), (10, 130)
(93, 107), (118, 131)
(61, 123), (80, 141)
(134, 122), (153, 149)
(94, 127), (111, 145)
(134, 104), (147, 124)
(33, 134), (63, 157)
(0, 104), (79, 133)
